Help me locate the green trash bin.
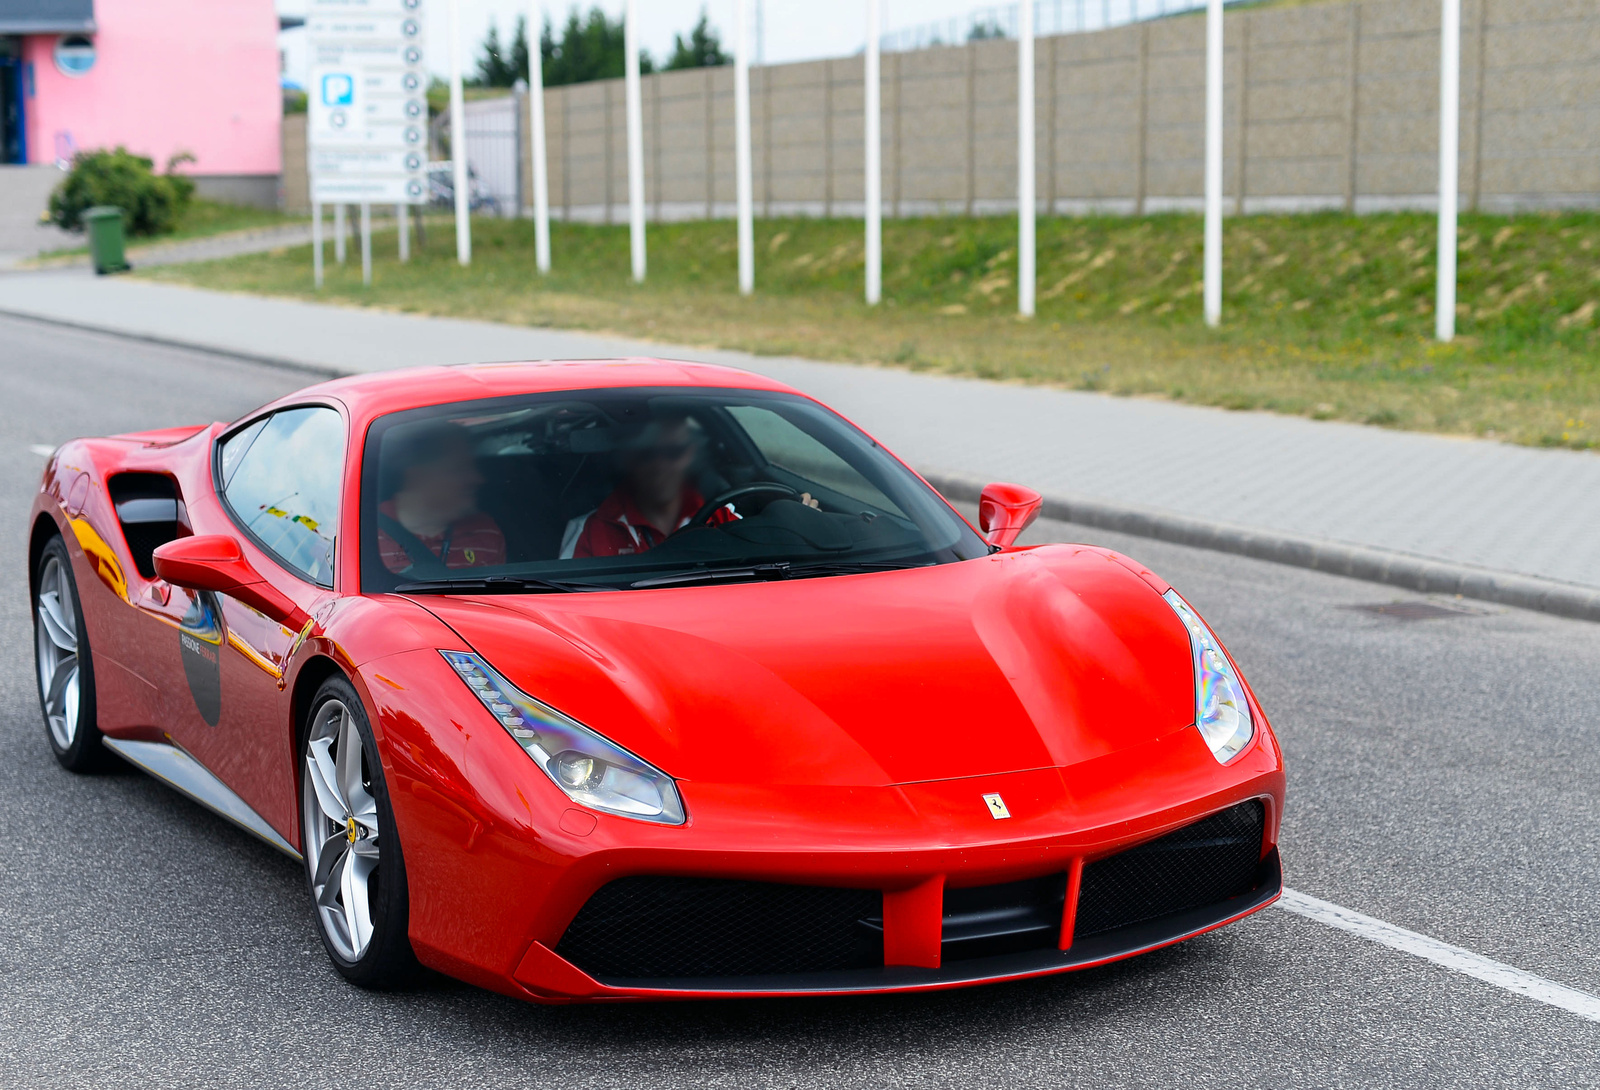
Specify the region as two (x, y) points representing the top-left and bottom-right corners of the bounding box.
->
(82, 206), (130, 274)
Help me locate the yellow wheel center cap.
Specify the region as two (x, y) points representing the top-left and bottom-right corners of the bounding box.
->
(346, 817), (358, 844)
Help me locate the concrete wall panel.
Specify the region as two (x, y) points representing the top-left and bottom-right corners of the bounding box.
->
(1488, 20), (1600, 69)
(498, 0), (1600, 222)
(1250, 41), (1349, 84)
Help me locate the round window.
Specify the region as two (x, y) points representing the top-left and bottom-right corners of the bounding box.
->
(54, 36), (96, 78)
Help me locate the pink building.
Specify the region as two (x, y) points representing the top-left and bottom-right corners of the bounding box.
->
(1, 0), (282, 205)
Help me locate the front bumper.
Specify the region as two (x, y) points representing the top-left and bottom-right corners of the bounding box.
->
(514, 846), (1282, 1000)
(365, 650), (1286, 1003)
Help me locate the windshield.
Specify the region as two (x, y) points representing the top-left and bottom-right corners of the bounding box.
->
(359, 387), (989, 592)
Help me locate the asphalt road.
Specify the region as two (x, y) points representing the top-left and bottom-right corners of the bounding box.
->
(2, 313), (1597, 1088)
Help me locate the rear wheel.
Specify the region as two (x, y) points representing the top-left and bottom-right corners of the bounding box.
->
(300, 675), (419, 989)
(33, 536), (106, 772)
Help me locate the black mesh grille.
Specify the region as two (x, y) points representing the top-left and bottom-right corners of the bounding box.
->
(556, 876), (884, 980)
(1074, 800), (1266, 940)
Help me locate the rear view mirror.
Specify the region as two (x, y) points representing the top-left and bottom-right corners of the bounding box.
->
(152, 535), (309, 629)
(978, 483), (1043, 549)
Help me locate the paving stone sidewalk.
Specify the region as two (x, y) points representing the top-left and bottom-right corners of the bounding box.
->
(0, 165), (75, 269)
(4, 269), (1599, 591)
(20, 223), (316, 272)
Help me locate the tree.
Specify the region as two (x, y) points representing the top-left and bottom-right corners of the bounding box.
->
(539, 6), (655, 88)
(967, 20), (1006, 41)
(473, 16), (531, 88)
(664, 9), (729, 70)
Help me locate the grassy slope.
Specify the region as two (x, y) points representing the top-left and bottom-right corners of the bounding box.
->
(147, 211), (1600, 448)
(161, 199), (303, 240)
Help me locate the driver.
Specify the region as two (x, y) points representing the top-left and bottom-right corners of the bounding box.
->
(570, 414), (733, 558)
(377, 420), (505, 574)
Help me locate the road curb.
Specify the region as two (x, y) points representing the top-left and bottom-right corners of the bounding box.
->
(926, 473), (1600, 623)
(10, 304), (1598, 623)
(0, 306), (344, 379)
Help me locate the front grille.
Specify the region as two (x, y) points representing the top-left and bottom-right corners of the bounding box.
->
(1073, 800), (1267, 940)
(942, 874), (1067, 962)
(556, 876), (883, 979)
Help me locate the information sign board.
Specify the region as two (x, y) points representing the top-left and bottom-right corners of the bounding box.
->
(307, 0), (428, 204)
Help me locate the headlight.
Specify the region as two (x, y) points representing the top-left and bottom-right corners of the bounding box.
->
(441, 650), (686, 825)
(1163, 591), (1254, 764)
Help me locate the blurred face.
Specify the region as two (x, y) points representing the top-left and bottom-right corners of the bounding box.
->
(622, 420), (696, 508)
(400, 437), (482, 524)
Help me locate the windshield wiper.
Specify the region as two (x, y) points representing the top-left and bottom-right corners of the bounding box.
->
(785, 560), (930, 576)
(394, 575), (608, 595)
(629, 560), (924, 590)
(629, 563), (791, 589)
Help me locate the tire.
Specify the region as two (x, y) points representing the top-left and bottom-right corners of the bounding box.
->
(33, 535), (107, 773)
(300, 675), (419, 989)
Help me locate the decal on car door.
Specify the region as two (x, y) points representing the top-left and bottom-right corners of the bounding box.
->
(178, 590), (223, 726)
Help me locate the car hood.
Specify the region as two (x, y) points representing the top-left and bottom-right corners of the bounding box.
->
(413, 546), (1197, 787)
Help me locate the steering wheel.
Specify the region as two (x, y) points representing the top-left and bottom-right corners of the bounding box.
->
(684, 483), (799, 528)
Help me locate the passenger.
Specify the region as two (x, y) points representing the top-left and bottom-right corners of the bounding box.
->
(377, 421), (505, 574)
(570, 415), (730, 558)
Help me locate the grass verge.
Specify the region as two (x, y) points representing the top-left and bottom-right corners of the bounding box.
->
(145, 210), (1600, 448)
(162, 199), (305, 240)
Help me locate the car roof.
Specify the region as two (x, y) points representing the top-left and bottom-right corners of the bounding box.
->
(267, 359), (804, 425)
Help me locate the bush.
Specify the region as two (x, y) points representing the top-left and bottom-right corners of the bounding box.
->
(48, 147), (196, 236)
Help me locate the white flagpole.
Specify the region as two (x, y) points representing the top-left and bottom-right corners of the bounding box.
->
(625, 0), (646, 283)
(1203, 0), (1224, 327)
(334, 202), (347, 264)
(529, 0), (551, 274)
(1436, 0), (1461, 342)
(1018, 0), (1036, 317)
(735, 0), (754, 295)
(864, 0), (882, 306)
(448, 0), (471, 266)
(398, 202), (409, 262)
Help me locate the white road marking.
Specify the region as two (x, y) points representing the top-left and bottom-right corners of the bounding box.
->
(1278, 888), (1600, 1024)
(29, 444), (55, 457)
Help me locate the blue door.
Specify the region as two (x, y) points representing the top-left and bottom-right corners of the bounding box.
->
(0, 37), (25, 164)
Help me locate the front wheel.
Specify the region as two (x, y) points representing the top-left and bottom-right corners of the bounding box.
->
(300, 676), (419, 989)
(33, 535), (106, 772)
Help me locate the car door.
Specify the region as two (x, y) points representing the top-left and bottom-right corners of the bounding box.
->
(188, 406), (347, 839)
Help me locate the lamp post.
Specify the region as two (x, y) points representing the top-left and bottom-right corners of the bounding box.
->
(1203, 0), (1223, 327)
(735, 0), (754, 295)
(529, 0), (551, 274)
(1436, 0), (1461, 342)
(624, 0), (646, 283)
(448, 0), (471, 266)
(1018, 0), (1036, 317)
(865, 0), (882, 306)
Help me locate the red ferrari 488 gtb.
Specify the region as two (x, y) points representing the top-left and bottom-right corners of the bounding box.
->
(29, 359), (1284, 1002)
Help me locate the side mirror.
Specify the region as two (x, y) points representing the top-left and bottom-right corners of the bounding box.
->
(152, 535), (309, 629)
(978, 482), (1043, 549)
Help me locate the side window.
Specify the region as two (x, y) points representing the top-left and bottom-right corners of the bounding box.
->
(219, 407), (346, 585)
(725, 405), (903, 515)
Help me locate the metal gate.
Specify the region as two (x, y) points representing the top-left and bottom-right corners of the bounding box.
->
(461, 95), (521, 218)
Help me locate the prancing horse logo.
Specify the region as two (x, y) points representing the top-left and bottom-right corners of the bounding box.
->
(983, 793), (1011, 819)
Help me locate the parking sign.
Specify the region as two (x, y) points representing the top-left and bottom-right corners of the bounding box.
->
(307, 0), (429, 204)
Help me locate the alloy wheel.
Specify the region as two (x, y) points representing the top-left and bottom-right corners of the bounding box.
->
(302, 699), (382, 963)
(35, 555), (81, 751)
